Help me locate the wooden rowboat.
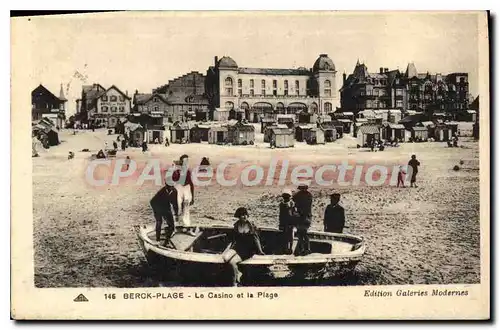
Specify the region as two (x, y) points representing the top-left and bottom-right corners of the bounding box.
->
(134, 223), (366, 286)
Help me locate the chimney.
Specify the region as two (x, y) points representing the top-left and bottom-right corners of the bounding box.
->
(379, 67), (384, 74)
(343, 72), (347, 83)
(135, 89), (138, 95)
(214, 56), (218, 66)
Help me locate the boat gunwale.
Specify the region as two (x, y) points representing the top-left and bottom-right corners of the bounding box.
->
(135, 224), (366, 265)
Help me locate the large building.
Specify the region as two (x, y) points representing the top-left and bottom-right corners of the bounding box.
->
(31, 84), (67, 127)
(340, 61), (469, 117)
(205, 54), (337, 122)
(78, 84), (132, 128)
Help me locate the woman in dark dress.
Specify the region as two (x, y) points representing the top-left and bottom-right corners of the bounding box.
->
(222, 207), (265, 286)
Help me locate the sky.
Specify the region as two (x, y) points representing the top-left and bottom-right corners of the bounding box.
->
(14, 11), (481, 116)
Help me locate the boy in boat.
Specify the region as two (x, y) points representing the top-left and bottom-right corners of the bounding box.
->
(222, 207), (265, 287)
(279, 189), (296, 254)
(323, 193), (346, 234)
(292, 183), (312, 256)
(150, 183), (178, 246)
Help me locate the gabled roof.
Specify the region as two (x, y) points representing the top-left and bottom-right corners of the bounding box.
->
(98, 85), (132, 101)
(358, 125), (380, 134)
(134, 92), (169, 105)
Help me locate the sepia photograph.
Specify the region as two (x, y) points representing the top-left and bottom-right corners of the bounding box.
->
(11, 10), (490, 320)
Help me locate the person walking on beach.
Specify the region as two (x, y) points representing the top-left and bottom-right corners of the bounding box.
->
(150, 183), (178, 246)
(323, 193), (345, 234)
(279, 189), (296, 254)
(121, 139), (126, 151)
(124, 156), (131, 171)
(141, 141), (148, 153)
(408, 155), (421, 188)
(292, 183), (312, 256)
(113, 141), (118, 150)
(222, 207), (265, 287)
(397, 166), (406, 188)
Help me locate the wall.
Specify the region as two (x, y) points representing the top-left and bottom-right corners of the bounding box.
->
(96, 87), (131, 115)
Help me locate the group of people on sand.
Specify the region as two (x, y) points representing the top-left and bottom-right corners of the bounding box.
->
(397, 155), (421, 188)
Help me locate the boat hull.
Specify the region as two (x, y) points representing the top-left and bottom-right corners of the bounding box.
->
(135, 224), (366, 286)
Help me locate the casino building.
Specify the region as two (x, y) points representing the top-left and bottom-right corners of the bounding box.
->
(205, 54), (337, 122)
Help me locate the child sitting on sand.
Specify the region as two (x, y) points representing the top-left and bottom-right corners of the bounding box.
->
(397, 166), (406, 188)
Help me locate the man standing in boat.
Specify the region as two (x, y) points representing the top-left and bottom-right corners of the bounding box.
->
(323, 193), (346, 233)
(150, 182), (178, 246)
(292, 183), (312, 256)
(279, 188), (296, 255)
(170, 154), (195, 227)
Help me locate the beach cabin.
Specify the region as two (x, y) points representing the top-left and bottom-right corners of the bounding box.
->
(277, 114), (295, 128)
(297, 111), (313, 124)
(357, 125), (381, 147)
(170, 121), (190, 143)
(128, 124), (146, 147)
(261, 118), (277, 133)
(382, 123), (405, 142)
(208, 125), (229, 144)
(190, 123), (211, 143)
(337, 118), (353, 134)
(353, 118), (368, 138)
(445, 121), (459, 136)
(146, 125), (165, 144)
(466, 110), (477, 122)
(411, 126), (429, 141)
(295, 124), (315, 142)
(388, 109), (402, 124)
(270, 126), (295, 148)
(419, 121), (436, 139)
(228, 121), (255, 145)
(304, 127), (325, 145)
(434, 124), (453, 142)
(264, 124), (279, 143)
(319, 122), (337, 142)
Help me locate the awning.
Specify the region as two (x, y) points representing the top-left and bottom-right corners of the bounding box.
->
(337, 119), (352, 123)
(412, 126), (428, 131)
(389, 124), (405, 129)
(358, 125), (380, 134)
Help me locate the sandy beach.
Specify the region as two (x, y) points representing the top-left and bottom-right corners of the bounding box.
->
(32, 127), (480, 287)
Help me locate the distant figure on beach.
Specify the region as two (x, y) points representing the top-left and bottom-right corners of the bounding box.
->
(279, 189), (296, 254)
(222, 207), (265, 287)
(150, 183), (178, 245)
(397, 166), (406, 188)
(292, 183), (312, 256)
(171, 154), (195, 227)
(113, 141), (118, 150)
(165, 137), (170, 147)
(408, 155), (421, 188)
(141, 141), (148, 152)
(104, 141), (109, 150)
(323, 193), (345, 233)
(125, 156), (131, 171)
(121, 139), (126, 151)
(67, 151), (74, 160)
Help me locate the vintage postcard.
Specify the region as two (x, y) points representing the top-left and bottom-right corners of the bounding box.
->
(11, 11), (490, 320)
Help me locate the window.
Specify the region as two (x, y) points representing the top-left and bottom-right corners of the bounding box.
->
(360, 90), (365, 96)
(324, 80), (332, 97)
(111, 106), (117, 112)
(154, 106), (159, 111)
(250, 90), (254, 96)
(396, 100), (403, 108)
(119, 106), (125, 112)
(250, 79), (254, 88)
(102, 106), (109, 112)
(284, 80), (288, 89)
(102, 96), (108, 101)
(373, 101), (379, 108)
(238, 79), (242, 88)
(396, 89), (403, 96)
(373, 89), (379, 96)
(225, 101), (234, 110)
(225, 77), (233, 96)
(273, 90), (277, 96)
(261, 89), (266, 96)
(119, 96), (125, 102)
(273, 80), (277, 88)
(366, 100), (372, 108)
(153, 97), (158, 103)
(295, 80), (299, 95)
(238, 89), (242, 96)
(110, 95), (117, 102)
(261, 80), (266, 89)
(324, 102), (332, 113)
